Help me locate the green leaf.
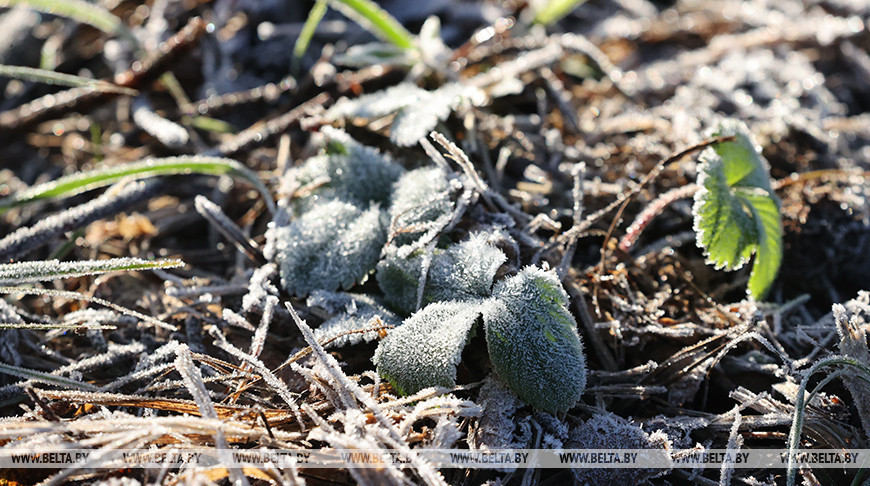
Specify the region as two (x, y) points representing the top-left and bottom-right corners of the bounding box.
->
(483, 266), (587, 413)
(377, 233), (506, 314)
(0, 156), (275, 215)
(388, 166), (455, 248)
(288, 127), (403, 208)
(692, 120), (782, 300)
(273, 200), (388, 297)
(292, 0), (329, 73)
(0, 258), (183, 284)
(374, 300), (481, 395)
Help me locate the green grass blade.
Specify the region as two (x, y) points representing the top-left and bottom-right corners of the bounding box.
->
(532, 0), (587, 26)
(0, 156), (275, 214)
(0, 64), (138, 95)
(293, 0), (329, 74)
(0, 258), (183, 284)
(0, 0), (137, 44)
(327, 0), (415, 51)
(0, 361), (100, 391)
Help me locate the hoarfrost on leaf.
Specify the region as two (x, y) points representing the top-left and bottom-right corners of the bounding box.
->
(388, 166), (456, 248)
(483, 266), (587, 413)
(374, 300), (482, 395)
(567, 413), (672, 484)
(286, 127), (402, 208)
(308, 290), (402, 347)
(273, 199), (388, 296)
(692, 120), (782, 300)
(377, 233), (506, 315)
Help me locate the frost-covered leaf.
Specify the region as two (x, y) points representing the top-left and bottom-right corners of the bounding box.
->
(389, 166), (456, 248)
(483, 266), (586, 413)
(308, 290), (402, 347)
(0, 257), (183, 284)
(377, 233), (506, 314)
(374, 300), (482, 395)
(567, 413), (672, 484)
(273, 199), (387, 296)
(692, 120), (782, 300)
(325, 83), (480, 146)
(287, 127), (402, 207)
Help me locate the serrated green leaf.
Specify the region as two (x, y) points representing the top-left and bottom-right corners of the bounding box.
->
(377, 233), (506, 314)
(692, 120), (782, 300)
(273, 200), (388, 297)
(373, 300), (481, 395)
(483, 266), (586, 413)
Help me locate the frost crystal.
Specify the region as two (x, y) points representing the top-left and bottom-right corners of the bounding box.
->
(287, 127), (402, 208)
(567, 413), (672, 484)
(378, 233), (507, 314)
(482, 266), (587, 413)
(308, 290), (402, 347)
(388, 166), (455, 248)
(374, 300), (482, 395)
(273, 200), (388, 296)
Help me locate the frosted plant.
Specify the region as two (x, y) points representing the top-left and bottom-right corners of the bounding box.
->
(374, 300), (483, 395)
(482, 266), (587, 413)
(567, 413), (672, 485)
(307, 290), (402, 347)
(0, 257), (183, 285)
(376, 258), (588, 413)
(324, 82), (482, 146)
(693, 120), (782, 300)
(287, 127), (403, 209)
(271, 199), (388, 296)
(377, 233), (507, 315)
(388, 166), (457, 249)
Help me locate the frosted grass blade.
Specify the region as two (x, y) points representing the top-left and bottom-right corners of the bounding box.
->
(0, 362), (100, 391)
(0, 65), (138, 95)
(0, 258), (183, 284)
(0, 157), (275, 214)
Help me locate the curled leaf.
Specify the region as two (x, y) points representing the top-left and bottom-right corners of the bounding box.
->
(272, 200), (387, 296)
(692, 120), (782, 299)
(374, 300), (482, 395)
(483, 266), (586, 413)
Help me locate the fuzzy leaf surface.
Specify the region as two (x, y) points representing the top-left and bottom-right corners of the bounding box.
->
(692, 120), (782, 299)
(274, 200), (387, 296)
(388, 166), (455, 248)
(483, 266), (586, 413)
(289, 128), (403, 207)
(374, 300), (481, 395)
